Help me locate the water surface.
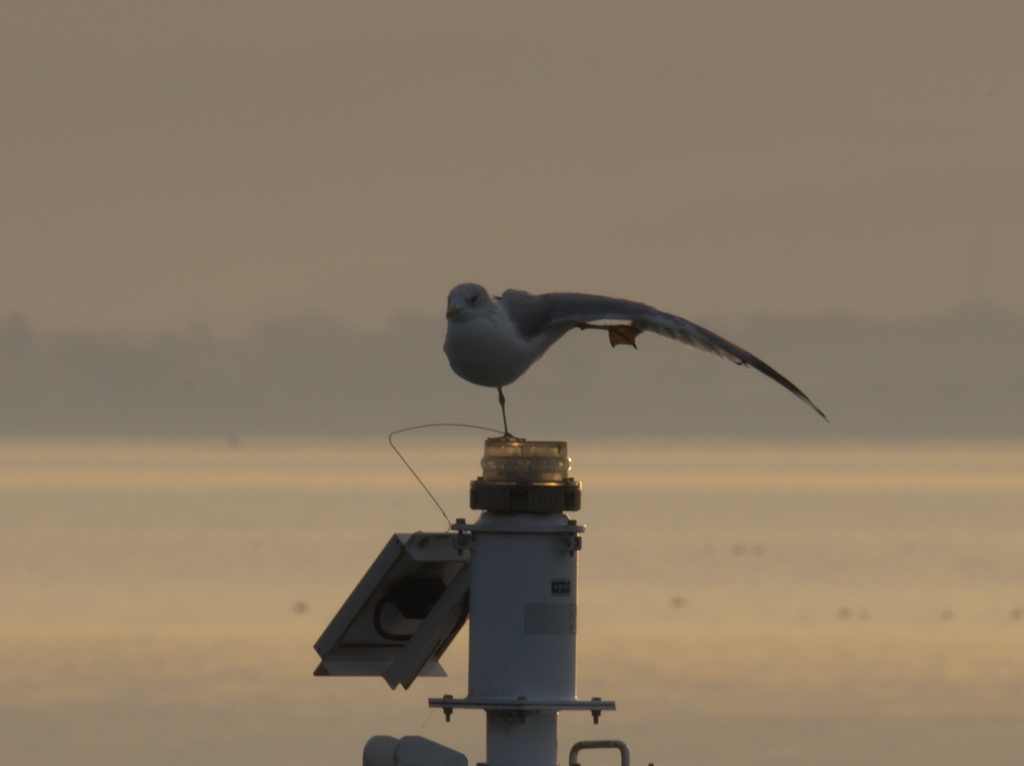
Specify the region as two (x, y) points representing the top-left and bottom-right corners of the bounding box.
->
(2, 438), (1022, 765)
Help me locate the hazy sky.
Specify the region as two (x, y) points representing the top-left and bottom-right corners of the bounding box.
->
(4, 1), (1024, 332)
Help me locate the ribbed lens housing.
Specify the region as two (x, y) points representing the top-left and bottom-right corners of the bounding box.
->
(480, 438), (571, 483)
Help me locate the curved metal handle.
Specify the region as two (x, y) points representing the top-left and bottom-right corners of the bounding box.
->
(569, 740), (630, 766)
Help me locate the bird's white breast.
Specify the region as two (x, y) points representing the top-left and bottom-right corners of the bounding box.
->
(444, 313), (544, 388)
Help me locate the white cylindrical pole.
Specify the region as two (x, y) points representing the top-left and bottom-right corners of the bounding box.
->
(468, 511), (579, 766)
(468, 513), (578, 701)
(468, 439), (582, 766)
(485, 709), (558, 766)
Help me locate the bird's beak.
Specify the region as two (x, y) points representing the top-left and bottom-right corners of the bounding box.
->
(446, 305), (461, 320)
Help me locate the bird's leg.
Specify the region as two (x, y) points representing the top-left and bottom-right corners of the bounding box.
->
(497, 386), (512, 439)
(576, 322), (642, 348)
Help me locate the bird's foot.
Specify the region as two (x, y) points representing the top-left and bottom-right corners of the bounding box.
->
(577, 322), (642, 348)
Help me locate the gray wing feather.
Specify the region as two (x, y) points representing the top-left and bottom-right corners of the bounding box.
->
(500, 289), (827, 420)
(500, 290), (661, 338)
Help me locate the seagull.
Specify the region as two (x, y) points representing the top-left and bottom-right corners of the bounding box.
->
(443, 282), (826, 436)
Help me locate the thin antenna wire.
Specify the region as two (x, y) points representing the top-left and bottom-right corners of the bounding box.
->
(388, 422), (504, 528)
(417, 708), (436, 732)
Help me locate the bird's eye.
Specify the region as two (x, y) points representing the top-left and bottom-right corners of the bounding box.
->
(470, 295), (478, 304)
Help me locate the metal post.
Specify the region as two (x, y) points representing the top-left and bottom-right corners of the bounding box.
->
(430, 438), (613, 766)
(470, 511), (578, 766)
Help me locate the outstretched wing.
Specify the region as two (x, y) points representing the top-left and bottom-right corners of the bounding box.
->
(500, 289), (827, 420)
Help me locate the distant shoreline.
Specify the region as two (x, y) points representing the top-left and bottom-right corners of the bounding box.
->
(1, 305), (1021, 439)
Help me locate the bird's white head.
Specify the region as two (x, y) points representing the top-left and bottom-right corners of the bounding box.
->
(445, 282), (494, 322)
